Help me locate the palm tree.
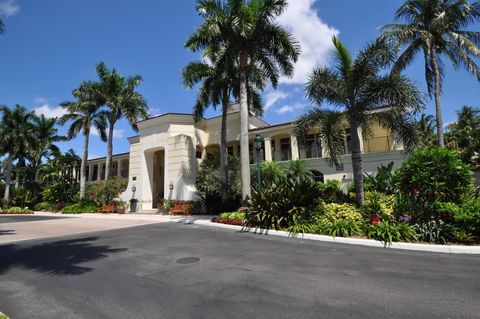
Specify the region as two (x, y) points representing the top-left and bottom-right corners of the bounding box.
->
(413, 113), (437, 149)
(95, 62), (148, 180)
(0, 105), (37, 206)
(31, 115), (67, 180)
(0, 18), (4, 35)
(61, 149), (82, 180)
(186, 0), (300, 200)
(294, 37), (424, 206)
(381, 0), (480, 147)
(445, 105), (480, 164)
(59, 82), (107, 199)
(182, 49), (265, 203)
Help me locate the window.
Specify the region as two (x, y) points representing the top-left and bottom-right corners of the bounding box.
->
(311, 170), (324, 183)
(335, 163), (344, 171)
(196, 146), (203, 159)
(305, 134), (322, 159)
(228, 145), (234, 156)
(280, 138), (291, 161)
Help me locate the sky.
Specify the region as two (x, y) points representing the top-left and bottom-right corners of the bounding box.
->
(0, 0), (479, 160)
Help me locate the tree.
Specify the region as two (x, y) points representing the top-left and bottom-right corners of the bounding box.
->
(0, 18), (4, 35)
(95, 62), (148, 180)
(294, 37), (423, 206)
(182, 49), (265, 203)
(0, 105), (37, 206)
(413, 113), (437, 149)
(445, 105), (480, 165)
(59, 82), (107, 199)
(186, 0), (300, 200)
(381, 0), (480, 147)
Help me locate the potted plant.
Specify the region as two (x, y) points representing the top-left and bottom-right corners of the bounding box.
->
(159, 199), (172, 215)
(129, 198), (138, 212)
(116, 201), (127, 214)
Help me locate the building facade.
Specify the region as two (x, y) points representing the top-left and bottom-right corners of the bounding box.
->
(86, 105), (407, 212)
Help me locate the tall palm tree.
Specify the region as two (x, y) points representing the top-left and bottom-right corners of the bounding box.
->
(95, 62), (148, 180)
(294, 37), (424, 206)
(59, 82), (107, 199)
(0, 105), (37, 206)
(61, 149), (82, 180)
(445, 105), (480, 163)
(0, 18), (4, 35)
(186, 0), (300, 200)
(31, 115), (67, 180)
(182, 49), (265, 202)
(413, 113), (437, 149)
(381, 0), (480, 147)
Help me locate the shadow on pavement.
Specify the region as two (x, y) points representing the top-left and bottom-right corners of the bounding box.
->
(0, 230), (15, 236)
(0, 237), (127, 276)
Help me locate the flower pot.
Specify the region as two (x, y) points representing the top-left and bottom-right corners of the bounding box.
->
(130, 201), (138, 212)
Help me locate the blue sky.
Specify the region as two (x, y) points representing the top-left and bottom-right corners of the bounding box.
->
(0, 0), (479, 159)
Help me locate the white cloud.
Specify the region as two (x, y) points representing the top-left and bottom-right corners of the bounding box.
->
(265, 90), (288, 111)
(34, 97), (49, 105)
(90, 127), (125, 139)
(274, 103), (304, 115)
(278, 0), (339, 84)
(33, 104), (67, 119)
(149, 107), (162, 117)
(0, 0), (19, 17)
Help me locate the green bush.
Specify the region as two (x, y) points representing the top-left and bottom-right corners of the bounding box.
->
(62, 201), (99, 214)
(2, 206), (33, 214)
(316, 180), (349, 203)
(86, 177), (128, 205)
(219, 212), (246, 220)
(315, 220), (362, 238)
(41, 176), (79, 206)
(395, 148), (472, 223)
(364, 192), (395, 219)
(438, 200), (480, 242)
(364, 162), (396, 194)
(249, 162), (321, 230)
(34, 201), (57, 212)
(318, 203), (363, 225)
(364, 221), (418, 246)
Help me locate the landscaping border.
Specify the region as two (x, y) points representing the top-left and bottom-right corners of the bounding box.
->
(191, 218), (480, 254)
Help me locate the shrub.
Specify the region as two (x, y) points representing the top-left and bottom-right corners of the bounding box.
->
(364, 162), (396, 194)
(219, 212), (246, 220)
(1, 206), (34, 214)
(34, 201), (57, 212)
(438, 200), (480, 242)
(318, 203), (363, 226)
(196, 155), (241, 214)
(396, 148), (472, 203)
(413, 221), (453, 244)
(317, 180), (349, 203)
(62, 201), (99, 214)
(249, 169), (321, 230)
(41, 176), (79, 206)
(364, 221), (418, 246)
(86, 177), (128, 205)
(364, 192), (395, 219)
(314, 220), (362, 238)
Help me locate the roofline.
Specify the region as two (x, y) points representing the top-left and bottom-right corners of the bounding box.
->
(87, 152), (130, 162)
(137, 113), (202, 124)
(249, 121), (296, 133)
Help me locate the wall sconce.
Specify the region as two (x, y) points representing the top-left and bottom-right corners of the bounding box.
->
(169, 181), (174, 191)
(131, 185), (137, 193)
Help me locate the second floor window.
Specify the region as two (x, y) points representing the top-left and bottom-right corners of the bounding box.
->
(305, 134), (322, 159)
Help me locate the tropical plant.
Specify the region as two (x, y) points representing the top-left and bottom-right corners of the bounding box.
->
(182, 47), (265, 203)
(0, 17), (4, 35)
(95, 62), (148, 180)
(364, 221), (418, 246)
(363, 162), (396, 194)
(62, 201), (99, 214)
(31, 115), (67, 173)
(196, 154), (241, 214)
(41, 175), (78, 207)
(86, 176), (128, 206)
(186, 0), (300, 200)
(445, 106), (480, 165)
(414, 221), (453, 244)
(381, 0), (480, 146)
(318, 203), (363, 225)
(0, 105), (37, 206)
(294, 36), (423, 206)
(59, 81), (108, 199)
(317, 180), (348, 203)
(412, 113), (437, 149)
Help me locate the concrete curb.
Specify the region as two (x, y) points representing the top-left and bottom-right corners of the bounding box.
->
(188, 219), (480, 255)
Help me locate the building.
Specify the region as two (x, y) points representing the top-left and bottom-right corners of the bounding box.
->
(86, 105), (406, 212)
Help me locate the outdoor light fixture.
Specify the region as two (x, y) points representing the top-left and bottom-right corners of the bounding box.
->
(169, 181), (174, 191)
(131, 185), (137, 193)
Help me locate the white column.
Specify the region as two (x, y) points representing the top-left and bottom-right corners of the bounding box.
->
(117, 160), (122, 177)
(264, 138), (272, 162)
(291, 135), (299, 161)
(88, 164), (93, 182)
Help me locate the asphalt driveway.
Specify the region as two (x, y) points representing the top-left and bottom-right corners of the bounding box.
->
(0, 222), (479, 319)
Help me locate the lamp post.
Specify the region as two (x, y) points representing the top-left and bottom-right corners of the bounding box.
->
(255, 134), (264, 187)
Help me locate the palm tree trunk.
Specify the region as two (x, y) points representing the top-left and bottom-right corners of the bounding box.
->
(105, 122), (114, 180)
(431, 46), (445, 147)
(3, 154), (13, 207)
(239, 50), (251, 201)
(350, 117), (364, 206)
(220, 93), (229, 203)
(80, 130), (90, 199)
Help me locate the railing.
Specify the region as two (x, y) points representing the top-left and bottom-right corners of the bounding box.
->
(364, 136), (393, 153)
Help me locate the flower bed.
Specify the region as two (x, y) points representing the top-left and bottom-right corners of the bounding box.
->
(211, 217), (246, 226)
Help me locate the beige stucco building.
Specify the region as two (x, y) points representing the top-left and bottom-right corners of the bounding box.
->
(86, 105), (406, 212)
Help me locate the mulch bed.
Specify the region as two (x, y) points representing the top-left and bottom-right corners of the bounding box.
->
(211, 217), (246, 227)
